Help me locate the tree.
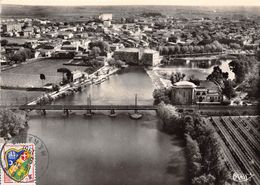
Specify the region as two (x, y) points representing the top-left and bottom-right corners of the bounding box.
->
(153, 88), (171, 104)
(0, 109), (28, 139)
(189, 75), (200, 86)
(175, 45), (181, 54)
(107, 58), (116, 66)
(162, 47), (169, 55)
(168, 46), (175, 55)
(91, 46), (101, 57)
(194, 46), (200, 53)
(188, 45), (194, 54)
(1, 39), (8, 46)
(170, 72), (185, 85)
(181, 46), (189, 54)
(229, 56), (255, 84)
(207, 66), (228, 85)
(186, 134), (202, 177)
(157, 102), (182, 133)
(230, 43), (241, 49)
(192, 174), (216, 185)
(222, 79), (236, 99)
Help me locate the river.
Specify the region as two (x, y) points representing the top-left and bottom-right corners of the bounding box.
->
(157, 60), (235, 81)
(27, 67), (187, 185)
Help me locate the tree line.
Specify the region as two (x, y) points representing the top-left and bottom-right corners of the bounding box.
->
(156, 102), (228, 185)
(159, 41), (223, 56)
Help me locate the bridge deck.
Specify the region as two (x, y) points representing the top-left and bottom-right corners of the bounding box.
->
(19, 104), (158, 110)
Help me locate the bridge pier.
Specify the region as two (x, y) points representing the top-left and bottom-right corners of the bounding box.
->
(109, 109), (116, 117)
(42, 109), (46, 116)
(64, 109), (69, 116)
(84, 109), (93, 117)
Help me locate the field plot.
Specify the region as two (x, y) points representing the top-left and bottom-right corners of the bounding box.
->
(205, 116), (260, 185)
(1, 59), (87, 87)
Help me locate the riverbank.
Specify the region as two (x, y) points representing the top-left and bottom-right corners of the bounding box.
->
(144, 68), (166, 89)
(28, 65), (120, 105)
(1, 57), (48, 72)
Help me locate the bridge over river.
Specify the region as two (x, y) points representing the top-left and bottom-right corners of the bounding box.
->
(15, 104), (257, 116)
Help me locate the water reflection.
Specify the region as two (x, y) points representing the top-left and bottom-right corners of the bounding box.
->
(28, 112), (187, 185)
(27, 68), (187, 185)
(159, 60), (235, 80)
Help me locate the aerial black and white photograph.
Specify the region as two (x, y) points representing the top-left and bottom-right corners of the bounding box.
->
(0, 0), (259, 185)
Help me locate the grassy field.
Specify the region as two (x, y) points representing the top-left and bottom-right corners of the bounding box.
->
(0, 89), (42, 105)
(1, 58), (88, 87)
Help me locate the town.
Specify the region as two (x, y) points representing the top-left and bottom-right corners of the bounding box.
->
(0, 4), (259, 185)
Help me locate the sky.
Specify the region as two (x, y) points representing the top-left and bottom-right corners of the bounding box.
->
(1, 0), (260, 6)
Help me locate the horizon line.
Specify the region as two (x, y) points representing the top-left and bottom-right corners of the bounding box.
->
(2, 4), (260, 7)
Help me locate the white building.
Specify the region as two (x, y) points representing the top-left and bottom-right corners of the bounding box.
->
(99, 14), (113, 21)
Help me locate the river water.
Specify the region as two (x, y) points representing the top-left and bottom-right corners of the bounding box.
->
(27, 67), (187, 185)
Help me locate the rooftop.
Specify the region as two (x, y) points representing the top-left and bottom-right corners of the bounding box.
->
(173, 81), (197, 88)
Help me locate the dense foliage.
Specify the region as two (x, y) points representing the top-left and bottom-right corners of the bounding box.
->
(207, 66), (236, 100)
(107, 58), (126, 68)
(206, 66), (228, 85)
(229, 55), (256, 84)
(156, 102), (182, 134)
(89, 41), (110, 54)
(153, 87), (172, 104)
(0, 109), (28, 139)
(159, 41), (223, 56)
(155, 102), (228, 185)
(184, 114), (228, 185)
(10, 48), (34, 63)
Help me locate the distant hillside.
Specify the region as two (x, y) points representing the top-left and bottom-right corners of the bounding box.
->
(1, 5), (260, 22)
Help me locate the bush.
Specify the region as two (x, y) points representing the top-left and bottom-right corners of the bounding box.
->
(0, 109), (28, 139)
(222, 99), (231, 105)
(153, 87), (171, 104)
(157, 102), (182, 133)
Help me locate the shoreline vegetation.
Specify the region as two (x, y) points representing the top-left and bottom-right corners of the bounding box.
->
(156, 102), (228, 185)
(0, 109), (28, 140)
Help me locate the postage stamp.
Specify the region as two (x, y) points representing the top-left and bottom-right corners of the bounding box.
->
(0, 143), (36, 185)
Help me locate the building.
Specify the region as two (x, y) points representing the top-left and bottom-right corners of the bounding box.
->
(98, 14), (113, 21)
(171, 81), (196, 105)
(2, 23), (22, 33)
(194, 81), (222, 104)
(57, 32), (74, 39)
(22, 27), (34, 37)
(114, 48), (140, 65)
(103, 20), (111, 27)
(140, 49), (160, 66)
(171, 80), (223, 105)
(114, 48), (160, 66)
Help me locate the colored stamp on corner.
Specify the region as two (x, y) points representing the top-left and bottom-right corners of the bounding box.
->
(1, 143), (35, 185)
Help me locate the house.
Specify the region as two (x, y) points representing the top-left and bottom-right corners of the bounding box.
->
(57, 32), (74, 39)
(103, 21), (111, 27)
(22, 27), (34, 37)
(99, 14), (113, 21)
(2, 23), (22, 33)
